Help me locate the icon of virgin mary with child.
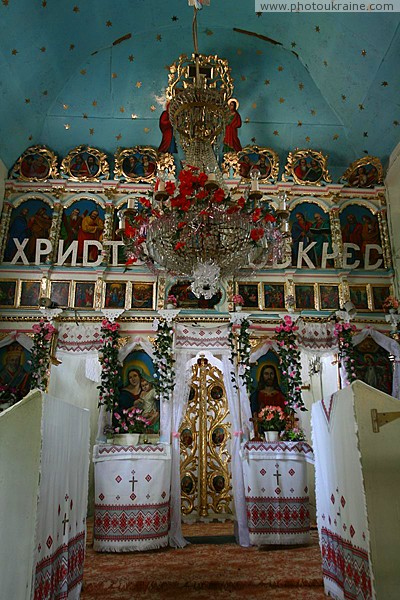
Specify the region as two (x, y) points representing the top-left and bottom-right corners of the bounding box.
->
(118, 366), (159, 433)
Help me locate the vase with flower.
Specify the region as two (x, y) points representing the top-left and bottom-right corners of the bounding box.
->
(232, 294), (245, 312)
(258, 405), (287, 442)
(111, 406), (152, 446)
(166, 294), (178, 310)
(382, 295), (399, 314)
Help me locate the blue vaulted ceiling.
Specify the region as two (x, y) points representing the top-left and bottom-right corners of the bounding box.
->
(0, 1), (399, 180)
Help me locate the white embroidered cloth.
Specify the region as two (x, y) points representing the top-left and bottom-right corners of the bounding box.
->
(312, 390), (374, 600)
(241, 441), (313, 545)
(93, 443), (171, 552)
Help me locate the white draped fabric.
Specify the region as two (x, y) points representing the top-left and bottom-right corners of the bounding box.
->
(34, 395), (90, 600)
(312, 390), (374, 600)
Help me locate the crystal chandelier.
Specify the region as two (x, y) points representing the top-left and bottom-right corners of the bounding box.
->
(117, 7), (289, 298)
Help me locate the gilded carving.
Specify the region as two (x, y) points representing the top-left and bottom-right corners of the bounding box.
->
(283, 148), (331, 186)
(223, 145), (280, 183)
(61, 145), (109, 182)
(11, 145), (59, 182)
(377, 209), (392, 269)
(341, 156), (383, 188)
(114, 147), (159, 183)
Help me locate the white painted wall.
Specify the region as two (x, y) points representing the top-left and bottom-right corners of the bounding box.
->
(385, 142), (400, 297)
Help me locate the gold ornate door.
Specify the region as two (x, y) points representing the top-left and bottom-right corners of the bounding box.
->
(179, 356), (233, 520)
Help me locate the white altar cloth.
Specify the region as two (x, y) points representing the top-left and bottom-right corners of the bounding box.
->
(93, 443), (171, 552)
(241, 441), (313, 545)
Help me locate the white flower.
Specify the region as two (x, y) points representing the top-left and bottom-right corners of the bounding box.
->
(152, 318), (160, 331)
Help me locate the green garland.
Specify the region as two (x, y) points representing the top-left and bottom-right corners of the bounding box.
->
(30, 318), (57, 391)
(274, 315), (306, 413)
(97, 318), (121, 412)
(333, 321), (357, 385)
(228, 317), (252, 395)
(153, 319), (175, 404)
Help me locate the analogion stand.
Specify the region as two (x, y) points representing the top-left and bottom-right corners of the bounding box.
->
(93, 443), (171, 552)
(241, 440), (314, 545)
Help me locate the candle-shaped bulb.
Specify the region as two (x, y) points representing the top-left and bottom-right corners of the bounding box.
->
(127, 198), (135, 209)
(250, 167), (260, 191)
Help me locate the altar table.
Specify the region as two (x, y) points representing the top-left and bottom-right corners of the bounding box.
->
(241, 441), (314, 545)
(93, 443), (171, 552)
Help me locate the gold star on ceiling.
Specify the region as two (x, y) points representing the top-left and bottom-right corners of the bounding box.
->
(363, 132), (368, 137)
(245, 117), (250, 123)
(116, 133), (122, 140)
(150, 105), (156, 112)
(73, 6), (79, 13)
(83, 113), (88, 119)
(144, 127), (150, 133)
(128, 55), (134, 62)
(80, 69), (86, 75)
(361, 49), (367, 56)
(28, 135), (32, 140)
(264, 80), (270, 86)
(131, 113), (138, 119)
(92, 100), (97, 106)
(298, 83), (304, 90)
(393, 120), (399, 126)
(40, 47), (46, 52)
(341, 95), (346, 101)
(205, 29), (213, 36)
(69, 44), (75, 50)
(89, 128), (94, 135)
(237, 48), (243, 55)
(279, 97), (285, 104)
(311, 109), (316, 116)
(63, 104), (69, 110)
(120, 106), (125, 113)
(323, 60), (328, 67)
(251, 137), (256, 143)
(11, 49), (18, 55)
(42, 0), (47, 6)
(2, 0), (9, 5)
(241, 75), (246, 81)
(136, 81), (142, 88)
(273, 130), (279, 136)
(106, 20), (112, 27)
(42, 90), (48, 95)
(277, 65), (284, 72)
(64, 124), (70, 130)
(25, 98), (30, 104)
(297, 121), (302, 127)
(256, 49), (263, 55)
(315, 26), (320, 32)
(333, 134), (339, 140)
(172, 16), (178, 21)
(156, 34), (162, 42)
(112, 72), (117, 78)
(291, 42), (296, 48)
(252, 102), (257, 109)
(305, 136), (311, 142)
(359, 104), (365, 110)
(381, 81), (388, 87)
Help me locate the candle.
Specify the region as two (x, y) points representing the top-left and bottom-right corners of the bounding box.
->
(127, 198), (135, 209)
(279, 193), (287, 211)
(158, 178), (166, 192)
(119, 216), (126, 229)
(207, 172), (216, 182)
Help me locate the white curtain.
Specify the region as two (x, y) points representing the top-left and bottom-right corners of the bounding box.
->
(222, 355), (250, 547)
(168, 350), (191, 548)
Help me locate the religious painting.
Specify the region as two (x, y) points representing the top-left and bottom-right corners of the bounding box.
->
(210, 385), (224, 400)
(131, 283), (154, 310)
(50, 281), (71, 308)
(10, 145), (58, 181)
(319, 285), (340, 311)
(73, 281), (95, 309)
(0, 280), (17, 308)
(371, 285), (391, 311)
(263, 284), (285, 310)
(181, 428), (193, 447)
(224, 145), (279, 182)
(250, 350), (285, 417)
(236, 283), (260, 309)
(19, 281), (40, 308)
(61, 145), (109, 181)
(0, 342), (32, 405)
(353, 337), (392, 396)
(181, 474), (195, 495)
(349, 285), (369, 311)
(60, 199), (105, 264)
(212, 475), (226, 494)
(168, 281), (221, 309)
(114, 147), (162, 183)
(119, 349), (159, 435)
(212, 426), (225, 446)
(339, 205), (382, 269)
(342, 156), (383, 188)
(283, 149), (331, 186)
(104, 282), (126, 309)
(295, 284), (315, 310)
(3, 199), (53, 263)
(289, 202), (333, 268)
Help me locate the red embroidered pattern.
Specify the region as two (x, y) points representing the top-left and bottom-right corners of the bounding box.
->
(244, 441), (313, 455)
(98, 445), (165, 455)
(321, 527), (372, 600)
(34, 531), (85, 600)
(245, 497), (310, 535)
(94, 502), (170, 542)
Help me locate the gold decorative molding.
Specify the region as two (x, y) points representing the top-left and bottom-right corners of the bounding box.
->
(283, 148), (332, 186)
(61, 145), (109, 182)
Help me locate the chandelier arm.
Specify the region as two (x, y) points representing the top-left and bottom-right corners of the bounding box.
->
(192, 7), (199, 55)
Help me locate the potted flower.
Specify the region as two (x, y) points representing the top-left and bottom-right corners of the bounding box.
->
(0, 384), (24, 412)
(382, 295), (399, 314)
(232, 294), (245, 311)
(258, 405), (287, 442)
(112, 406), (152, 446)
(166, 294), (178, 309)
(280, 427), (307, 442)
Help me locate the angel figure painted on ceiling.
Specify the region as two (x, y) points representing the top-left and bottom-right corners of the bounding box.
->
(223, 98), (242, 153)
